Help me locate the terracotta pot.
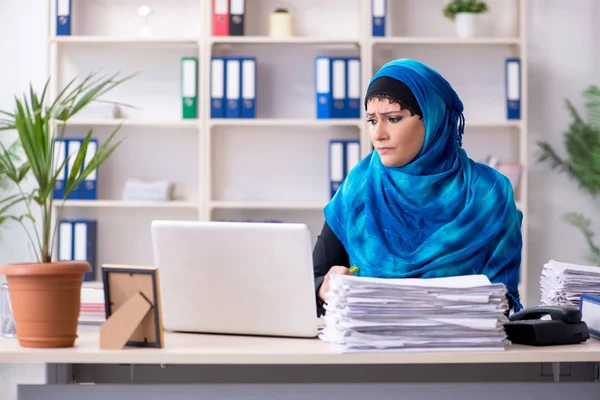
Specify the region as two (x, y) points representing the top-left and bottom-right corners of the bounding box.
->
(0, 261), (91, 348)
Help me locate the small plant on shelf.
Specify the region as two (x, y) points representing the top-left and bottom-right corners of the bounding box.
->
(537, 85), (600, 266)
(442, 0), (489, 38)
(0, 72), (133, 348)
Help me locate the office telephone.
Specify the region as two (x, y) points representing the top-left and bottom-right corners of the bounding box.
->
(504, 305), (590, 346)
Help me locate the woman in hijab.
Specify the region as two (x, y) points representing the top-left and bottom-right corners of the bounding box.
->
(313, 58), (523, 315)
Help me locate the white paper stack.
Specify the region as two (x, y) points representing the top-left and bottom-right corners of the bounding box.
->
(319, 273), (510, 352)
(540, 259), (600, 307)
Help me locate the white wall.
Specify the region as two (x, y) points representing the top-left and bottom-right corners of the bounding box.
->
(0, 0), (599, 395)
(526, 0), (600, 305)
(0, 1), (47, 398)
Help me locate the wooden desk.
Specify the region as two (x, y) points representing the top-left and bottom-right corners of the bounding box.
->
(5, 331), (600, 400)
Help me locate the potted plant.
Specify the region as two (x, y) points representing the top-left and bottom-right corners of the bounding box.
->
(537, 85), (600, 265)
(443, 0), (489, 38)
(0, 72), (132, 348)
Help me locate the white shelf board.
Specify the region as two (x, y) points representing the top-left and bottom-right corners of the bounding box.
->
(372, 37), (521, 46)
(209, 119), (361, 128)
(54, 118), (199, 128)
(210, 201), (327, 210)
(466, 120), (522, 128)
(54, 200), (198, 209)
(49, 36), (199, 46)
(210, 36), (360, 45)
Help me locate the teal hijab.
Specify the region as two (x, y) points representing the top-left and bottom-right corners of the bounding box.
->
(324, 59), (523, 308)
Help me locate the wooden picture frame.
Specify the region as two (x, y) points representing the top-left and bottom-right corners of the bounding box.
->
(100, 264), (164, 350)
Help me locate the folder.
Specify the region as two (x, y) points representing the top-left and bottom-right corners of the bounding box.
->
(372, 0), (386, 37)
(213, 0), (230, 36)
(315, 56), (332, 119)
(52, 138), (67, 200)
(346, 58), (361, 119)
(241, 57), (256, 118)
(56, 0), (71, 36)
(331, 58), (347, 119)
(58, 220), (73, 262)
(80, 139), (98, 200)
(66, 138), (82, 200)
(580, 294), (600, 339)
(345, 140), (361, 175)
(329, 140), (344, 198)
(73, 220), (98, 282)
(181, 57), (198, 119)
(229, 0), (245, 36)
(211, 57), (226, 118)
(225, 58), (241, 118)
(506, 58), (521, 120)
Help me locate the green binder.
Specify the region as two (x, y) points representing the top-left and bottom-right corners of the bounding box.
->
(181, 57), (198, 119)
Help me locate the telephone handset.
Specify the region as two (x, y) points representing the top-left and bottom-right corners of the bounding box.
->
(504, 305), (590, 346)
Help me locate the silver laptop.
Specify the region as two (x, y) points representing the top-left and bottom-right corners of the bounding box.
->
(150, 220), (318, 338)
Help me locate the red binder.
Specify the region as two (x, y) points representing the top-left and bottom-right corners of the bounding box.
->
(213, 0), (229, 36)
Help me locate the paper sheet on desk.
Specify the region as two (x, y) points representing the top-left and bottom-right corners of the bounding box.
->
(319, 273), (510, 352)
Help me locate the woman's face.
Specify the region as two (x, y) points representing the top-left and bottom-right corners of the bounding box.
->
(367, 97), (425, 167)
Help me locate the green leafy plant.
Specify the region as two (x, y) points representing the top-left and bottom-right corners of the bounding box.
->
(443, 0), (489, 21)
(537, 85), (600, 265)
(0, 72), (134, 263)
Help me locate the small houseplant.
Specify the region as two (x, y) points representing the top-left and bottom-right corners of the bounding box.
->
(537, 85), (600, 265)
(0, 72), (132, 348)
(443, 0), (489, 38)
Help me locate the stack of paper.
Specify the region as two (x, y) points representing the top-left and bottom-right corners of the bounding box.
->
(319, 273), (510, 352)
(540, 259), (600, 307)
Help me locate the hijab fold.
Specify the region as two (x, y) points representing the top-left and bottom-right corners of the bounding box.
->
(324, 59), (522, 307)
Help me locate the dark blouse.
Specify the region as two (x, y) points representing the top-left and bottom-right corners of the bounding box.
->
(311, 221), (517, 316)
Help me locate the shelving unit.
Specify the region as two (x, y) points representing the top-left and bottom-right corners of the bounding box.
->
(46, 0), (528, 304)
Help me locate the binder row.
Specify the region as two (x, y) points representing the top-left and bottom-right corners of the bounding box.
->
(329, 139), (360, 198)
(58, 219), (97, 281)
(315, 57), (361, 119)
(211, 57), (257, 119)
(213, 0), (246, 36)
(52, 138), (98, 200)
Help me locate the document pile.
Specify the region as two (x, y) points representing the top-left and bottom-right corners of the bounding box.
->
(319, 273), (509, 352)
(540, 259), (600, 307)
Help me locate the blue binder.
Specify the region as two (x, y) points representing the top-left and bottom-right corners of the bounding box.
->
(52, 138), (67, 200)
(211, 57), (226, 118)
(225, 58), (242, 118)
(346, 57), (361, 119)
(329, 140), (345, 198)
(73, 220), (97, 281)
(372, 0), (386, 37)
(56, 0), (71, 36)
(315, 56), (332, 119)
(65, 138), (82, 200)
(241, 57), (256, 118)
(331, 58), (347, 119)
(505, 58), (521, 120)
(344, 139), (361, 175)
(80, 139), (97, 200)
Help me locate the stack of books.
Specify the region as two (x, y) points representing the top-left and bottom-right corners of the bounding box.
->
(540, 259), (600, 307)
(319, 273), (510, 352)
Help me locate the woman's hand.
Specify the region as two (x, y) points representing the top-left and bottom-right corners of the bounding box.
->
(318, 266), (353, 302)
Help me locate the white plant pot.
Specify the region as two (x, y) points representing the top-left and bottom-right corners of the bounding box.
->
(455, 12), (477, 38)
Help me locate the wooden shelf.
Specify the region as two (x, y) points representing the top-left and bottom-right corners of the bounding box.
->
(54, 118), (199, 128)
(55, 200), (198, 209)
(372, 37), (521, 46)
(210, 119), (361, 128)
(49, 36), (199, 46)
(210, 201), (327, 210)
